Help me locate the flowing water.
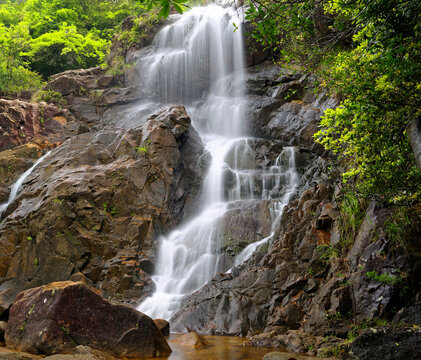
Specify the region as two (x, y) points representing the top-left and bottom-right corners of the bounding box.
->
(0, 151), (51, 220)
(137, 4), (299, 320)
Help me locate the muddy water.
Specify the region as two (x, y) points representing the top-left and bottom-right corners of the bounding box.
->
(161, 334), (321, 360)
(0, 335), (322, 359)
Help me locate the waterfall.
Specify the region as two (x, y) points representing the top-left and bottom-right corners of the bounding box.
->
(0, 151), (51, 220)
(136, 5), (299, 320)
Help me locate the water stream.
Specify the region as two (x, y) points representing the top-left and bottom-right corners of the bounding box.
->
(136, 4), (299, 320)
(0, 151), (51, 220)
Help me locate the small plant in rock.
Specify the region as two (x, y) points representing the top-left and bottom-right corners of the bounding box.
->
(110, 207), (118, 217)
(53, 198), (64, 205)
(136, 140), (151, 155)
(365, 270), (407, 287)
(316, 244), (339, 262)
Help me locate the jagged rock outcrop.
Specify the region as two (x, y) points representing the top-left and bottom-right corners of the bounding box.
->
(0, 106), (208, 315)
(5, 281), (171, 357)
(171, 184), (417, 356)
(45, 67), (138, 125)
(246, 63), (339, 152)
(0, 99), (78, 152)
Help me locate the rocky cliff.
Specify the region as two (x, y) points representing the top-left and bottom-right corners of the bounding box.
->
(0, 105), (208, 318)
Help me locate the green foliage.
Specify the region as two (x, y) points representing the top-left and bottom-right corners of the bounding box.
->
(316, 244), (339, 262)
(365, 270), (407, 287)
(314, 0), (421, 204)
(24, 23), (107, 78)
(0, 0), (168, 91)
(337, 189), (367, 250)
(32, 89), (66, 106)
(247, 0), (421, 204)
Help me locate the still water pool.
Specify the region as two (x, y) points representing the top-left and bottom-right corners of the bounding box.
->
(161, 334), (322, 360)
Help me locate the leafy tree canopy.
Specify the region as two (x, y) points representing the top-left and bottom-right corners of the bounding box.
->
(245, 0), (421, 204)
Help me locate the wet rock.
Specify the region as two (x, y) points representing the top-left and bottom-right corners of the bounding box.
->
(171, 332), (209, 349)
(245, 64), (338, 151)
(154, 319), (170, 336)
(262, 352), (299, 360)
(0, 144), (44, 202)
(5, 281), (171, 357)
(220, 200), (273, 260)
(0, 352), (41, 360)
(171, 185), (334, 337)
(0, 105), (207, 306)
(350, 326), (421, 360)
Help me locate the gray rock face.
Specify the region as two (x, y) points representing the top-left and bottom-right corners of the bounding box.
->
(246, 64), (339, 152)
(0, 106), (207, 311)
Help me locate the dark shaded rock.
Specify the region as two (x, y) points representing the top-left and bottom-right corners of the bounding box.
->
(153, 319), (170, 336)
(171, 332), (209, 349)
(242, 22), (268, 67)
(0, 320), (6, 343)
(350, 326), (421, 360)
(245, 64), (339, 152)
(393, 305), (421, 325)
(5, 281), (171, 357)
(220, 200), (272, 259)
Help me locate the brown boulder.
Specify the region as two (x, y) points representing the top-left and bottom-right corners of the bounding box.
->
(5, 281), (171, 357)
(154, 319), (170, 336)
(171, 332), (209, 349)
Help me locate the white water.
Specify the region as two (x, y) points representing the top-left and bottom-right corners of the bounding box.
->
(137, 5), (299, 320)
(0, 151), (51, 219)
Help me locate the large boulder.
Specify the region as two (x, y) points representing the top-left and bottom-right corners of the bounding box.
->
(5, 281), (171, 357)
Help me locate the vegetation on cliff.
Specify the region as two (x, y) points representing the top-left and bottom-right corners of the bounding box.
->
(0, 0), (154, 91)
(245, 0), (421, 206)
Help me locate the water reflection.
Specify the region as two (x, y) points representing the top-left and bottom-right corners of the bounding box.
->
(155, 335), (322, 360)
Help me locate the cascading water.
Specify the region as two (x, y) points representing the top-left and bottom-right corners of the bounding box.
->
(136, 4), (299, 320)
(0, 151), (51, 220)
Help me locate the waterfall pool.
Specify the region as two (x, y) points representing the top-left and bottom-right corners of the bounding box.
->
(157, 334), (322, 360)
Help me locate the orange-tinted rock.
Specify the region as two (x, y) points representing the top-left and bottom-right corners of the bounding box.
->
(171, 332), (209, 349)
